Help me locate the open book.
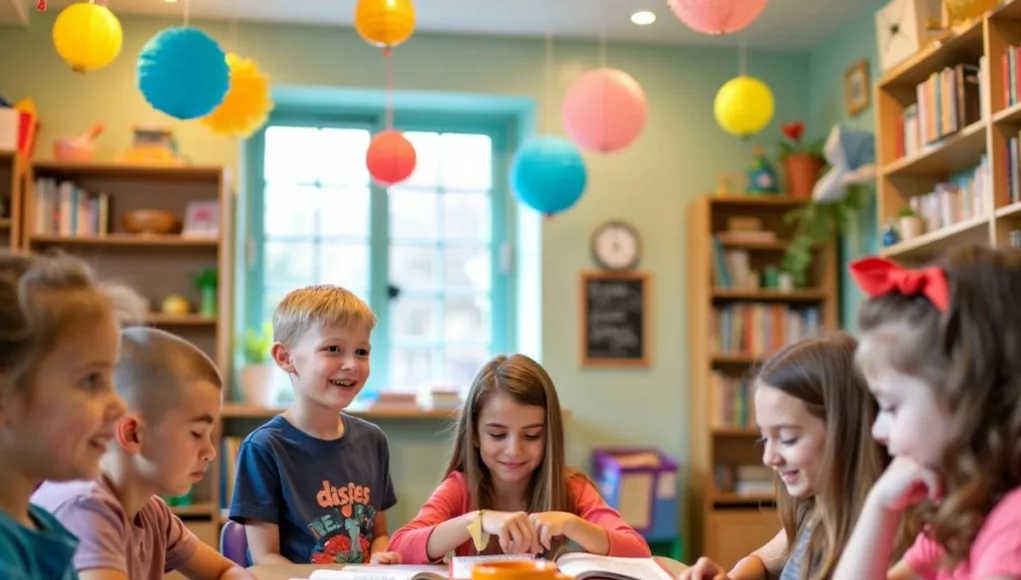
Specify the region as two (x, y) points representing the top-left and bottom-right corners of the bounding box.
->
(300, 553), (675, 580)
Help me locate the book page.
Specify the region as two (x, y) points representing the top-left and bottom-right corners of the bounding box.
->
(449, 554), (537, 579)
(555, 554), (674, 580)
(307, 565), (447, 580)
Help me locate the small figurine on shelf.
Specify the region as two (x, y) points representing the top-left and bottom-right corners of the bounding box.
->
(745, 145), (779, 195)
(192, 268), (217, 317)
(881, 218), (901, 247)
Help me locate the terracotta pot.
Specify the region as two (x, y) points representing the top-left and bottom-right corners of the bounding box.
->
(784, 153), (825, 199)
(239, 363), (283, 407)
(899, 215), (925, 240)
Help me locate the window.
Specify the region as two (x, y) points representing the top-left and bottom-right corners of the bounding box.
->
(245, 113), (513, 396)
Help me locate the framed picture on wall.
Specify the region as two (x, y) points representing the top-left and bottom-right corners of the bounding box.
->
(845, 60), (870, 117)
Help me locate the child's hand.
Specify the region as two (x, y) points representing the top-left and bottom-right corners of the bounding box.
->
(482, 511), (541, 554)
(370, 551), (403, 565)
(676, 557), (729, 579)
(527, 511), (580, 549)
(871, 456), (942, 512)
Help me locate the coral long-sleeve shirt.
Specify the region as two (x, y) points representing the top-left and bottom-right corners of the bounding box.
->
(389, 471), (651, 564)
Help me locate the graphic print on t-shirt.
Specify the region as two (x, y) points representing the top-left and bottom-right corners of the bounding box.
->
(308, 479), (377, 564)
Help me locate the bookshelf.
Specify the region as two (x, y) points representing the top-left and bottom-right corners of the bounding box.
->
(685, 194), (838, 567)
(22, 160), (233, 543)
(0, 150), (24, 250)
(876, 0), (1021, 263)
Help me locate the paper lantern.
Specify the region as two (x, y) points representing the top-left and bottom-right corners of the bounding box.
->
(52, 2), (123, 73)
(562, 67), (647, 154)
(714, 76), (774, 137)
(668, 0), (767, 35)
(137, 27), (229, 120)
(510, 137), (587, 216)
(354, 0), (416, 48)
(200, 53), (274, 138)
(944, 0), (999, 21)
(367, 130), (417, 185)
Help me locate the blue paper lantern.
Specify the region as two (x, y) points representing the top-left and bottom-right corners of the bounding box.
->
(137, 27), (229, 120)
(510, 136), (587, 215)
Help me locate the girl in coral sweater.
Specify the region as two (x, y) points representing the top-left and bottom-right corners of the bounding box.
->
(389, 354), (650, 564)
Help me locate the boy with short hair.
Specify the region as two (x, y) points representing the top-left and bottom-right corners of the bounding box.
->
(228, 284), (399, 565)
(31, 327), (252, 580)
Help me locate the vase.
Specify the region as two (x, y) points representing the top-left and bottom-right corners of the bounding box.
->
(199, 286), (217, 317)
(899, 216), (925, 240)
(239, 363), (282, 407)
(784, 153), (824, 199)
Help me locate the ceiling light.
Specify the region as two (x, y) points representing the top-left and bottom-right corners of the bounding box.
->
(631, 11), (656, 25)
(164, 0), (178, 3)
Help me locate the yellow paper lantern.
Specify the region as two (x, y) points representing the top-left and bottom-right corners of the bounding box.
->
(200, 53), (274, 138)
(714, 76), (775, 137)
(354, 0), (416, 48)
(52, 2), (123, 73)
(944, 0), (999, 21)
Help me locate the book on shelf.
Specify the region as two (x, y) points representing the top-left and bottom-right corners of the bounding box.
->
(908, 158), (990, 228)
(714, 465), (774, 498)
(709, 372), (754, 429)
(896, 61), (983, 158)
(32, 177), (110, 237)
(297, 554), (674, 580)
(712, 304), (822, 355)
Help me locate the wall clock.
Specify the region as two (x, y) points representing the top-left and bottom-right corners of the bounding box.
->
(591, 220), (641, 271)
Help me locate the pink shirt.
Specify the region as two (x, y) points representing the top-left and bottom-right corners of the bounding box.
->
(905, 486), (1021, 579)
(389, 471), (651, 564)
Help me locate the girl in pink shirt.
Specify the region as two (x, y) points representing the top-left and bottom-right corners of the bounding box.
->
(834, 247), (1021, 580)
(389, 354), (650, 564)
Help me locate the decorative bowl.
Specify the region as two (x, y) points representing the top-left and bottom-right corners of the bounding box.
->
(122, 209), (178, 235)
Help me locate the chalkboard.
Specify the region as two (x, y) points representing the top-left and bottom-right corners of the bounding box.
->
(580, 271), (650, 367)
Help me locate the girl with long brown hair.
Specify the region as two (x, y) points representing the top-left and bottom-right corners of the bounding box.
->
(389, 354), (650, 564)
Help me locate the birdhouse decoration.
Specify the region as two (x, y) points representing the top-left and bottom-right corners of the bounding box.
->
(51, 1), (123, 73)
(667, 0), (768, 35)
(561, 67), (647, 154)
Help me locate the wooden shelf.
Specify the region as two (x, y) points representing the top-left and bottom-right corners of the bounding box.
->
(712, 426), (760, 437)
(30, 160), (223, 182)
(880, 119), (987, 177)
(0, 218), (9, 230)
(710, 353), (760, 365)
(28, 234), (219, 248)
(146, 314), (217, 326)
(711, 288), (827, 302)
(879, 216), (992, 260)
(711, 491), (776, 506)
(993, 100), (1021, 124)
(878, 17), (984, 88)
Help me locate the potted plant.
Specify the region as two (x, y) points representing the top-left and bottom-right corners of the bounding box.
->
(899, 207), (925, 240)
(781, 184), (869, 287)
(192, 268), (218, 317)
(778, 121), (826, 199)
(238, 322), (280, 407)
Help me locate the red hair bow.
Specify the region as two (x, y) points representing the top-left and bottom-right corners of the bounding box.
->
(848, 256), (950, 311)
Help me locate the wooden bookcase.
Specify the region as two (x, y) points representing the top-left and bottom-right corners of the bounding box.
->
(0, 149), (24, 250)
(22, 160), (233, 539)
(876, 1), (1021, 263)
(685, 194), (838, 567)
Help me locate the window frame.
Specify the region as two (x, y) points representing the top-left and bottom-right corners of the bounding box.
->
(241, 108), (516, 393)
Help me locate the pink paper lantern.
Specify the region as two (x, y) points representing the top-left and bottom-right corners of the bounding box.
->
(668, 0), (768, 35)
(561, 67), (647, 154)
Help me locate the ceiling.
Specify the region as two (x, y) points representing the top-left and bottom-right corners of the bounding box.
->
(11, 0), (876, 49)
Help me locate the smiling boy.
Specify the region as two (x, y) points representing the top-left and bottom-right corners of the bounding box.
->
(228, 285), (399, 565)
(31, 327), (251, 580)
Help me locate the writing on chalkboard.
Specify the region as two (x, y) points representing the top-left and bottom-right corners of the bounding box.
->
(581, 273), (649, 366)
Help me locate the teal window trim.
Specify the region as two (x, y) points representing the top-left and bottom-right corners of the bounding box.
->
(239, 106), (518, 393)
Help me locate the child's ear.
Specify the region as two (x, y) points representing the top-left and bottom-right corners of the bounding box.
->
(115, 415), (143, 453)
(271, 342), (296, 374)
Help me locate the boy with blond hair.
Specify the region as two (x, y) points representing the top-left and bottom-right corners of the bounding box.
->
(228, 285), (399, 565)
(32, 327), (252, 580)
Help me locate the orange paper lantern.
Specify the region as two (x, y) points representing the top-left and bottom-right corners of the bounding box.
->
(366, 130), (416, 185)
(354, 0), (416, 48)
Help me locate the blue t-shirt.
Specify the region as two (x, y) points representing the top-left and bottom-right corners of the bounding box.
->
(228, 414), (397, 564)
(0, 504), (79, 580)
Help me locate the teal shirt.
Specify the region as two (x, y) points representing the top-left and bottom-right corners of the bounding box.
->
(0, 504), (79, 580)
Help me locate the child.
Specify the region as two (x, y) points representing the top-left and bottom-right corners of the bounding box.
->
(229, 285), (399, 565)
(0, 251), (131, 579)
(834, 247), (1021, 579)
(389, 353), (651, 564)
(680, 333), (913, 580)
(32, 327), (252, 580)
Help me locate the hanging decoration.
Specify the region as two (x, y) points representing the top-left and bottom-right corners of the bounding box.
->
(52, 1), (123, 73)
(354, 0), (416, 48)
(199, 53), (274, 138)
(667, 0), (768, 35)
(511, 136), (588, 216)
(137, 27), (230, 120)
(714, 75), (774, 137)
(367, 130), (417, 185)
(944, 0), (998, 21)
(562, 67), (647, 154)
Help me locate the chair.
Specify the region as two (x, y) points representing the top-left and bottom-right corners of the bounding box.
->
(219, 520), (249, 566)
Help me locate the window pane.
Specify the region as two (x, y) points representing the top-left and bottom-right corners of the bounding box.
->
(264, 126), (320, 184)
(389, 188), (439, 241)
(444, 295), (490, 342)
(440, 133), (492, 191)
(318, 129), (371, 186)
(389, 346), (434, 392)
(264, 240), (315, 284)
(390, 245), (437, 290)
(443, 246), (491, 292)
(264, 184), (317, 236)
(318, 242), (370, 290)
(391, 296), (438, 340)
(442, 345), (490, 394)
(318, 187), (371, 239)
(404, 132), (440, 188)
(442, 192), (491, 242)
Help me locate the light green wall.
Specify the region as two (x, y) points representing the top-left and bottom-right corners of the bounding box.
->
(0, 12), (815, 532)
(806, 0), (887, 331)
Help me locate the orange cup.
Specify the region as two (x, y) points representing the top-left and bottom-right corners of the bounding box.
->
(471, 561), (572, 580)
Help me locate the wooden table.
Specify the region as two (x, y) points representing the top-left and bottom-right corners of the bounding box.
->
(249, 557), (688, 580)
